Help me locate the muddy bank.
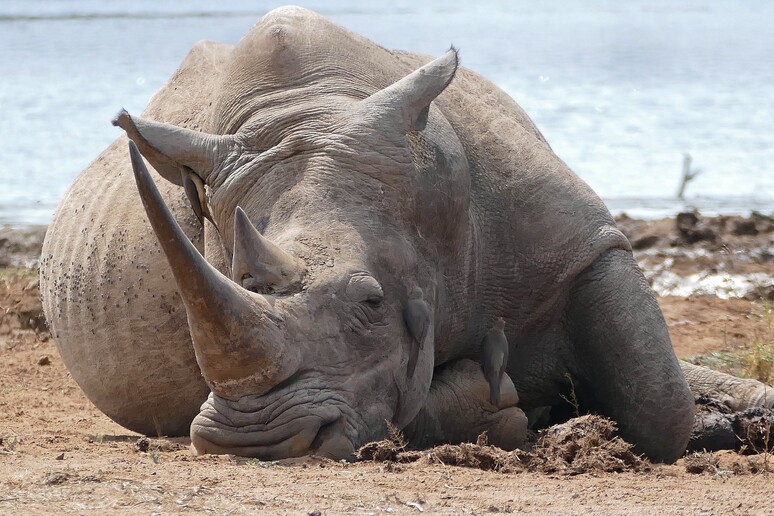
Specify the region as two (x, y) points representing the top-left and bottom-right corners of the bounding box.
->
(3, 210), (773, 298)
(0, 225), (46, 269)
(616, 211), (774, 299)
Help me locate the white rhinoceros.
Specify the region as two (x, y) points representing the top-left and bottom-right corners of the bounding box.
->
(40, 6), (773, 463)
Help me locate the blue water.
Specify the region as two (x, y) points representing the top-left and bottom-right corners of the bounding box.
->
(1, 1), (773, 226)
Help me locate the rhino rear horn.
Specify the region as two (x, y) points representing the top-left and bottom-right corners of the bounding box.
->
(113, 109), (236, 186)
(231, 206), (305, 292)
(357, 48), (458, 132)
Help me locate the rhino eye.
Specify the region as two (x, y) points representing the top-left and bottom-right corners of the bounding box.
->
(346, 273), (384, 305)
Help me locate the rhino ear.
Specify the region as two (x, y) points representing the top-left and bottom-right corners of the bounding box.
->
(112, 109), (236, 186)
(358, 48), (458, 133)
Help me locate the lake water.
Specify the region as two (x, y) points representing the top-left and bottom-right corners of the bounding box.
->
(1, 0), (773, 226)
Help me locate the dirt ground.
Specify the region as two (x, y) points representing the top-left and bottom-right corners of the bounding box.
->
(1, 213), (773, 515)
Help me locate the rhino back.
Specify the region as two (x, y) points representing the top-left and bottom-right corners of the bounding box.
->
(39, 40), (232, 436)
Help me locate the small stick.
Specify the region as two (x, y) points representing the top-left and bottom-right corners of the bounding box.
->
(677, 152), (701, 199)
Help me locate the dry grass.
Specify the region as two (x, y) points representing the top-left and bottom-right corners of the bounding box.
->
(684, 451), (721, 474)
(744, 300), (774, 383)
(686, 299), (774, 382)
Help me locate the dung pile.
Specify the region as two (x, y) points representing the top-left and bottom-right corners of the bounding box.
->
(358, 415), (648, 475)
(528, 415), (646, 474)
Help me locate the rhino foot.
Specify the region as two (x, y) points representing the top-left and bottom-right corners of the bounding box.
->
(403, 359), (528, 450)
(681, 360), (774, 411)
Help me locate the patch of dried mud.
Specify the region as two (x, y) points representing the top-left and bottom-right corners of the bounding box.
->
(616, 211), (774, 299)
(690, 399), (774, 453)
(682, 450), (774, 475)
(0, 271), (46, 335)
(0, 226), (46, 269)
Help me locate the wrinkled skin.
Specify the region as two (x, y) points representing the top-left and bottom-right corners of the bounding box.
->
(41, 7), (773, 463)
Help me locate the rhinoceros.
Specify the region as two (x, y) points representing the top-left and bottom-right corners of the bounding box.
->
(40, 6), (773, 463)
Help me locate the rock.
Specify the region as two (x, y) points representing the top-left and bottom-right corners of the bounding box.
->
(675, 211), (716, 244)
(731, 219), (758, 236)
(135, 437), (150, 453)
(676, 211), (699, 227)
(631, 235), (659, 250)
(0, 226), (46, 268)
(37, 355), (51, 366)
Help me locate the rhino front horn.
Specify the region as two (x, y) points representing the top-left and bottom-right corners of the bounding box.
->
(128, 141), (300, 400)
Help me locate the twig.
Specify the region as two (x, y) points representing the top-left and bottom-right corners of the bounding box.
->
(152, 415), (163, 439)
(677, 152), (701, 199)
(559, 373), (581, 418)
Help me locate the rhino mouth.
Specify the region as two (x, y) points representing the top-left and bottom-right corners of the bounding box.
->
(190, 388), (356, 460)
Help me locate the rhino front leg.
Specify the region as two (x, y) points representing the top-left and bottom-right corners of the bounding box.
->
(680, 361), (774, 410)
(566, 248), (695, 463)
(402, 359), (528, 450)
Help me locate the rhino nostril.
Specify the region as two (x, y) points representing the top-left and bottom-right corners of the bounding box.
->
(309, 418), (353, 460)
(309, 421), (334, 452)
(240, 276), (262, 293)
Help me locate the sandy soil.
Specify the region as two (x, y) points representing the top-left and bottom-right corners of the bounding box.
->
(1, 213), (773, 514)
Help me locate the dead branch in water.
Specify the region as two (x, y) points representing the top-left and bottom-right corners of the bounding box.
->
(677, 152), (702, 199)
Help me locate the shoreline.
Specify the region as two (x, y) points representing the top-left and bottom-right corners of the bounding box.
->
(4, 210), (773, 297)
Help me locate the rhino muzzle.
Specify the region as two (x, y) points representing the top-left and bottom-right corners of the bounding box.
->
(190, 391), (355, 460)
(128, 141), (301, 400)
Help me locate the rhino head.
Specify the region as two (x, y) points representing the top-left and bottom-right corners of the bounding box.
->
(115, 20), (470, 460)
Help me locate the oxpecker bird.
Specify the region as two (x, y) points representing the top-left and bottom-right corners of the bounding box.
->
(402, 284), (431, 377)
(481, 317), (509, 406)
(180, 165), (214, 226)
